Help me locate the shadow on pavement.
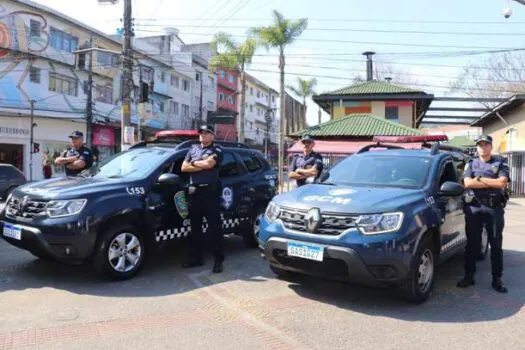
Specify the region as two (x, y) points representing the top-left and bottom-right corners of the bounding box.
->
(0, 235), (262, 298)
(285, 249), (525, 323)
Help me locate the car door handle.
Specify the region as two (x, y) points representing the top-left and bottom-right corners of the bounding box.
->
(248, 187), (255, 192)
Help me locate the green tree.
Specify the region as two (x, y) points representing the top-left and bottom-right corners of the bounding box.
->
(209, 32), (257, 142)
(250, 10), (308, 185)
(286, 77), (318, 128)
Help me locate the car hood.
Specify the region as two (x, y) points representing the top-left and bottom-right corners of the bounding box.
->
(12, 176), (132, 200)
(274, 184), (424, 214)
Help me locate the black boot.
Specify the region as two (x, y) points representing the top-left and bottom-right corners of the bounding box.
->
(457, 274), (475, 288)
(212, 260), (223, 273)
(491, 277), (508, 293)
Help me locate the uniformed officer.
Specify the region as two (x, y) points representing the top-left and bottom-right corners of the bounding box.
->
(53, 131), (94, 176)
(288, 135), (324, 187)
(181, 125), (225, 273)
(457, 135), (510, 293)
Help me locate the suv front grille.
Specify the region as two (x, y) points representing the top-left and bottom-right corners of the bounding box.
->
(6, 196), (48, 219)
(279, 207), (357, 235)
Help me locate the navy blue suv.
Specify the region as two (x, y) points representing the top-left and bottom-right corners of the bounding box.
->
(258, 137), (488, 303)
(1, 139), (277, 280)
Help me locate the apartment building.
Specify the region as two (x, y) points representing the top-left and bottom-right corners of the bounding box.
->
(0, 0), (185, 180)
(214, 68), (239, 141)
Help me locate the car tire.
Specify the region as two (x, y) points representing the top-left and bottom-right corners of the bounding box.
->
(477, 227), (489, 261)
(400, 234), (436, 304)
(242, 207), (265, 249)
(93, 223), (145, 281)
(270, 264), (298, 279)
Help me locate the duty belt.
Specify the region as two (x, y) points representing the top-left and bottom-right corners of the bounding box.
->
(476, 196), (504, 208)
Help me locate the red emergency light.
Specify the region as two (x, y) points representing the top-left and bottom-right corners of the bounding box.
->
(372, 135), (448, 143)
(155, 130), (199, 138)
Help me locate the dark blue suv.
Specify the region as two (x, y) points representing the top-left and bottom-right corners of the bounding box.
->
(258, 138), (488, 303)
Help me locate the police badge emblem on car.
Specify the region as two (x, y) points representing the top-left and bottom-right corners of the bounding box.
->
(174, 191), (189, 219)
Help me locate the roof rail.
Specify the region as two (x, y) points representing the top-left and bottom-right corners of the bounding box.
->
(422, 142), (470, 155)
(356, 143), (406, 154)
(174, 140), (250, 150)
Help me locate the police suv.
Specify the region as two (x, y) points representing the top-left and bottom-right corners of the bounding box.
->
(0, 139), (277, 280)
(258, 135), (489, 304)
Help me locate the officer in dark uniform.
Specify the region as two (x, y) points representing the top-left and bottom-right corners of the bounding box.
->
(53, 131), (94, 176)
(181, 125), (225, 273)
(288, 135), (324, 187)
(457, 135), (510, 293)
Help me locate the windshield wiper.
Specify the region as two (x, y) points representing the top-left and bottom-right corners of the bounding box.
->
(318, 181), (336, 186)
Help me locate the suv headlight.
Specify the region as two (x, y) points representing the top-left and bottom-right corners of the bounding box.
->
(46, 199), (87, 218)
(265, 202), (280, 223)
(356, 212), (404, 235)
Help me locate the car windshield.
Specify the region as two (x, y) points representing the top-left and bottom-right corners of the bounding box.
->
(326, 155), (431, 188)
(91, 148), (171, 179)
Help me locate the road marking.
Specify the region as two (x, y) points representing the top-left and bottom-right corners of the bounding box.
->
(187, 270), (310, 350)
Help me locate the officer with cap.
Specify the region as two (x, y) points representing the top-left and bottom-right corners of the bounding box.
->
(54, 131), (94, 176)
(288, 135), (324, 187)
(181, 124), (225, 273)
(457, 134), (510, 293)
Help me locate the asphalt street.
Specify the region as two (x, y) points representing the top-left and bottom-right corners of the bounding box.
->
(0, 201), (524, 350)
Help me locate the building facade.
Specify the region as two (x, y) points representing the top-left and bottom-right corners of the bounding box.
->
(0, 0), (195, 180)
(213, 68), (238, 141)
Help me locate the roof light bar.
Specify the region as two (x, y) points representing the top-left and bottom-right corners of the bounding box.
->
(372, 135), (448, 143)
(155, 130), (199, 138)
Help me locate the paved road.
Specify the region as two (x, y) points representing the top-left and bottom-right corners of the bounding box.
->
(0, 201), (524, 349)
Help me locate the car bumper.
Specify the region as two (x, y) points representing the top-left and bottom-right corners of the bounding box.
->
(259, 218), (412, 287)
(0, 217), (98, 263)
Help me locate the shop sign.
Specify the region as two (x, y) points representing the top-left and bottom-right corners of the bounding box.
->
(92, 125), (116, 146)
(0, 126), (29, 137)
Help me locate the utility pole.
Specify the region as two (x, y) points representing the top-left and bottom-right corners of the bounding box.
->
(86, 35), (94, 149)
(199, 71), (204, 124)
(29, 100), (35, 181)
(121, 0), (133, 149)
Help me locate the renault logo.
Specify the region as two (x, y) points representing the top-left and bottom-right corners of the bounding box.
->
(304, 208), (321, 233)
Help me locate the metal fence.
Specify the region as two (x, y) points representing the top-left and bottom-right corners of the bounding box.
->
(502, 152), (525, 197)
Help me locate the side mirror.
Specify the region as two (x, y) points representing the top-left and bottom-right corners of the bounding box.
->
(156, 173), (181, 186)
(319, 171), (330, 183)
(438, 181), (464, 196)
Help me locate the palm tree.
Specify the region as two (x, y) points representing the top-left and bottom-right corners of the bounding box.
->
(286, 77), (318, 130)
(250, 10), (308, 188)
(209, 32), (257, 143)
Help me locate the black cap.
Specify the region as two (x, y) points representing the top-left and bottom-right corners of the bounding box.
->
(197, 124), (215, 135)
(476, 135), (493, 145)
(68, 130), (84, 138)
(301, 135), (315, 143)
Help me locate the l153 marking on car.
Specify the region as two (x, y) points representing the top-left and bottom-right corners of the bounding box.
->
(174, 191), (188, 219)
(303, 195), (351, 205)
(425, 196), (435, 206)
(126, 187), (145, 195)
(287, 241), (324, 261)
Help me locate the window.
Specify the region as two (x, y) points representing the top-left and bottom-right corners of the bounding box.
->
(241, 153), (262, 172)
(30, 20), (41, 37)
(272, 96), (275, 103)
(385, 107), (399, 123)
(195, 73), (200, 81)
(50, 27), (78, 52)
(219, 93), (224, 101)
(182, 104), (190, 117)
(95, 84), (113, 104)
(250, 87), (253, 95)
(171, 74), (180, 88)
(250, 105), (253, 112)
(29, 67), (41, 83)
(207, 101), (214, 110)
(228, 96), (235, 104)
(183, 80), (189, 91)
(97, 51), (117, 67)
(227, 75), (234, 84)
(439, 161), (458, 187)
(49, 73), (78, 96)
(219, 153), (241, 178)
(159, 101), (165, 113)
(453, 159), (466, 183)
(257, 90), (261, 98)
(219, 70), (225, 79)
(170, 101), (179, 115)
(160, 72), (166, 83)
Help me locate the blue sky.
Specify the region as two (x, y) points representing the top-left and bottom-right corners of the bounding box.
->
(34, 0), (525, 125)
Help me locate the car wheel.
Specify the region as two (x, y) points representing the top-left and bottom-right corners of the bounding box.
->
(400, 235), (436, 304)
(477, 227), (489, 261)
(93, 223), (145, 280)
(242, 207), (265, 249)
(270, 264), (298, 279)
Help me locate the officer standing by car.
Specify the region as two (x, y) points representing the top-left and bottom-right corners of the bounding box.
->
(457, 135), (510, 293)
(181, 125), (225, 273)
(53, 131), (94, 176)
(288, 135), (324, 187)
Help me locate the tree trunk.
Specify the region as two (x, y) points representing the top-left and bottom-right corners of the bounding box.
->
(239, 69), (246, 143)
(278, 53), (285, 191)
(302, 96), (307, 130)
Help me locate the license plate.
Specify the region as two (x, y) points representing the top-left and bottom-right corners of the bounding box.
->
(3, 223), (22, 240)
(287, 241), (324, 262)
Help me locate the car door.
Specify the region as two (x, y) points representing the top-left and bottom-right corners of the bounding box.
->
(217, 151), (248, 233)
(145, 156), (190, 245)
(435, 158), (465, 255)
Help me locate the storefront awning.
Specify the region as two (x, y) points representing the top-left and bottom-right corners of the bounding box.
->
(287, 140), (423, 154)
